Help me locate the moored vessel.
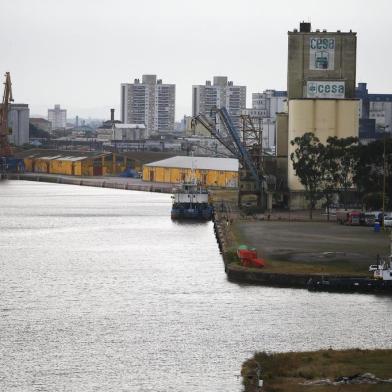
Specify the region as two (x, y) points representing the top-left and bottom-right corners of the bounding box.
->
(171, 181), (213, 220)
(307, 239), (392, 293)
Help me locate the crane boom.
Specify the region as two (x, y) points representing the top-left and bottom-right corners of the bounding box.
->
(191, 114), (238, 156)
(0, 72), (14, 157)
(217, 107), (262, 189)
(192, 107), (267, 209)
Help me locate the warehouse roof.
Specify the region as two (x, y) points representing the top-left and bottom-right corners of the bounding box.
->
(117, 151), (179, 164)
(15, 149), (110, 161)
(144, 156), (238, 172)
(113, 123), (145, 129)
(30, 117), (51, 124)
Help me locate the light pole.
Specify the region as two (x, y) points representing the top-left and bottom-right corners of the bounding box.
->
(382, 125), (390, 229)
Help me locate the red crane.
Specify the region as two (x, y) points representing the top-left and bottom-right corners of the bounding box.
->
(0, 72), (14, 157)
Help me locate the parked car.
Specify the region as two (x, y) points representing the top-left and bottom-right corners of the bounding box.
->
(384, 217), (392, 227)
(363, 211), (383, 226)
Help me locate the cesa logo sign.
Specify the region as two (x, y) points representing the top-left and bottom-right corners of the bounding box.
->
(309, 37), (335, 70)
(307, 81), (345, 98)
(310, 38), (335, 50)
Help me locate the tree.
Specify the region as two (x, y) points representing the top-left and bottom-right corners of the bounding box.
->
(326, 136), (359, 209)
(318, 143), (339, 221)
(354, 138), (392, 210)
(290, 133), (324, 219)
(29, 123), (50, 139)
(362, 192), (389, 211)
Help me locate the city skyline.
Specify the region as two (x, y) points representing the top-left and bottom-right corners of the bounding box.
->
(2, 0), (391, 120)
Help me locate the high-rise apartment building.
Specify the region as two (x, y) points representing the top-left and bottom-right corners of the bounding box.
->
(192, 76), (246, 130)
(121, 74), (175, 136)
(48, 104), (67, 130)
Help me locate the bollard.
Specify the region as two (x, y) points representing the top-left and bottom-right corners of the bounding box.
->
(374, 221), (381, 233)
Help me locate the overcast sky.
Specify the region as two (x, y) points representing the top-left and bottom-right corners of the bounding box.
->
(2, 0), (391, 120)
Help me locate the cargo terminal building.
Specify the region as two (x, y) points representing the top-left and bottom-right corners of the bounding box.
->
(279, 22), (359, 207)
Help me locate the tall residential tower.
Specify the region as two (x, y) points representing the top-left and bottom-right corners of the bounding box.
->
(121, 74), (175, 136)
(192, 76), (246, 130)
(48, 104), (67, 130)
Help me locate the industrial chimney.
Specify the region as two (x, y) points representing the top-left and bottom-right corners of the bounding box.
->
(110, 108), (115, 122)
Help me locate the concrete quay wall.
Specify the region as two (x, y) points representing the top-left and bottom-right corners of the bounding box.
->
(4, 173), (173, 194)
(212, 210), (385, 293)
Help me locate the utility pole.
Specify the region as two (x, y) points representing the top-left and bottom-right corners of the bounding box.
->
(382, 125), (390, 230)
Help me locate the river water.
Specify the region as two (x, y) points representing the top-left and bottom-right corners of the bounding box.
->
(1, 180), (392, 392)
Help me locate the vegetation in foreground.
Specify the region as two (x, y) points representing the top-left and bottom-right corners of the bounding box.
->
(242, 349), (392, 392)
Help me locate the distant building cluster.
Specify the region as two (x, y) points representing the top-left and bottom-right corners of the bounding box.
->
(242, 90), (287, 151)
(7, 18), (391, 211)
(356, 83), (392, 142)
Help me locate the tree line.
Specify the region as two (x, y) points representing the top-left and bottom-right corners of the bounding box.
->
(290, 133), (392, 219)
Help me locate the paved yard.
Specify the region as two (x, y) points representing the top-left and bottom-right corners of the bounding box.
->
(235, 221), (390, 275)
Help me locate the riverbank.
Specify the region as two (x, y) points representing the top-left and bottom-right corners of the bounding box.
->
(241, 349), (392, 392)
(2, 172), (173, 193)
(4, 177), (389, 290)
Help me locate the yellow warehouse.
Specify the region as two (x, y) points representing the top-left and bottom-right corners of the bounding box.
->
(15, 149), (115, 176)
(143, 156), (238, 188)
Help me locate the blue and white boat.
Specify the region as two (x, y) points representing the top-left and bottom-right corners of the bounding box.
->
(171, 181), (213, 220)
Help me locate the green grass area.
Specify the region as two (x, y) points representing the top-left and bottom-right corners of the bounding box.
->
(242, 349), (392, 392)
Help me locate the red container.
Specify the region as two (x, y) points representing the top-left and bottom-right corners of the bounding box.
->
(237, 249), (257, 260)
(241, 258), (265, 268)
(251, 258), (265, 268)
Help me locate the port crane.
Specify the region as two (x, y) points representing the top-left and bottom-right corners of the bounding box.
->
(192, 107), (267, 209)
(0, 72), (14, 158)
